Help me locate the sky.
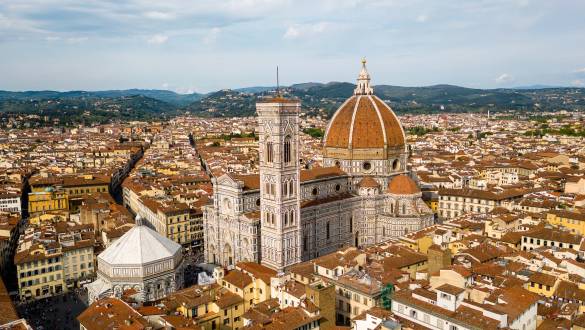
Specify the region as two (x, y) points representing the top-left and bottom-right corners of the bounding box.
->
(1, 0), (585, 93)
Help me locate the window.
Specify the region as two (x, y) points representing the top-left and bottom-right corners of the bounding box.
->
(312, 188), (318, 196)
(335, 184), (341, 191)
(362, 162), (372, 171)
(392, 159), (399, 170)
(326, 222), (330, 239)
(284, 136), (291, 164)
(266, 141), (274, 163)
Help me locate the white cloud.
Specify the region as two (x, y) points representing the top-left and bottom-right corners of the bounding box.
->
(416, 14), (428, 23)
(66, 37), (88, 44)
(143, 11), (175, 20)
(162, 82), (170, 89)
(283, 22), (330, 39)
(575, 68), (585, 74)
(495, 73), (514, 83)
(203, 27), (221, 44)
(147, 34), (168, 44)
(174, 86), (199, 94)
(283, 26), (300, 39)
(572, 79), (585, 86)
(45, 36), (60, 42)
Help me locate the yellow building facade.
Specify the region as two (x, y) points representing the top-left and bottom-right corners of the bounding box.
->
(546, 210), (585, 235)
(28, 190), (68, 215)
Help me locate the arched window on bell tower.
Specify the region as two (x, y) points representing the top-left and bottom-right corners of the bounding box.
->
(284, 136), (291, 164)
(266, 141), (274, 163)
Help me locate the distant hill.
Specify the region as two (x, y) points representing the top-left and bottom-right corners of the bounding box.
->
(0, 89), (203, 106)
(0, 95), (178, 126)
(289, 82), (326, 91)
(1, 83), (584, 125)
(233, 86), (275, 94)
(512, 85), (564, 90)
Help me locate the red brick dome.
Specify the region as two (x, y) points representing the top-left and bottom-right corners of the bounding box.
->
(324, 95), (405, 150)
(323, 60), (405, 161)
(387, 175), (420, 195)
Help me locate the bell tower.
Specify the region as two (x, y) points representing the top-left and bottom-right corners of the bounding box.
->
(257, 96), (302, 271)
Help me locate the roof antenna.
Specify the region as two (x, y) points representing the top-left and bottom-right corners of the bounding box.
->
(276, 65), (280, 97)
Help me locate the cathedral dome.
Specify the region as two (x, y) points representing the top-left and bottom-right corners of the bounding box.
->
(387, 174), (420, 195)
(323, 59), (405, 160)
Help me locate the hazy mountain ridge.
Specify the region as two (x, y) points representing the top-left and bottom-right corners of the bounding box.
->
(1, 83), (584, 124)
(0, 89), (203, 106)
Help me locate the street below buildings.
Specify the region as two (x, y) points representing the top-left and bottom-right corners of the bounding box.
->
(16, 289), (87, 330)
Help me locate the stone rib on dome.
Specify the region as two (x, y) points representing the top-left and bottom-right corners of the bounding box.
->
(324, 97), (356, 148)
(351, 96), (385, 148)
(99, 225), (181, 266)
(373, 97), (405, 147)
(387, 174), (420, 195)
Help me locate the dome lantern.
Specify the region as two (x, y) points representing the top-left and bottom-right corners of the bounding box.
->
(354, 58), (373, 96)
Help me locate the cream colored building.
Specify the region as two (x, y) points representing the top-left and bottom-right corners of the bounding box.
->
(15, 223), (95, 300)
(438, 187), (528, 219)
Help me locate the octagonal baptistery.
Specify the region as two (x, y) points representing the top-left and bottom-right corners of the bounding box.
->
(323, 59), (407, 184)
(87, 224), (184, 303)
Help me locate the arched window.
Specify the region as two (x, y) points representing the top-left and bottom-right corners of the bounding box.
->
(266, 141), (274, 163)
(284, 136), (291, 164)
(392, 159), (399, 170)
(284, 212), (288, 226)
(290, 210), (295, 225)
(402, 203), (406, 215)
(390, 203), (394, 213)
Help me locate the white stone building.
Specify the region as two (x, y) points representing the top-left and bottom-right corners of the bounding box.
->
(87, 224), (184, 303)
(203, 60), (434, 271)
(0, 193), (21, 213)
